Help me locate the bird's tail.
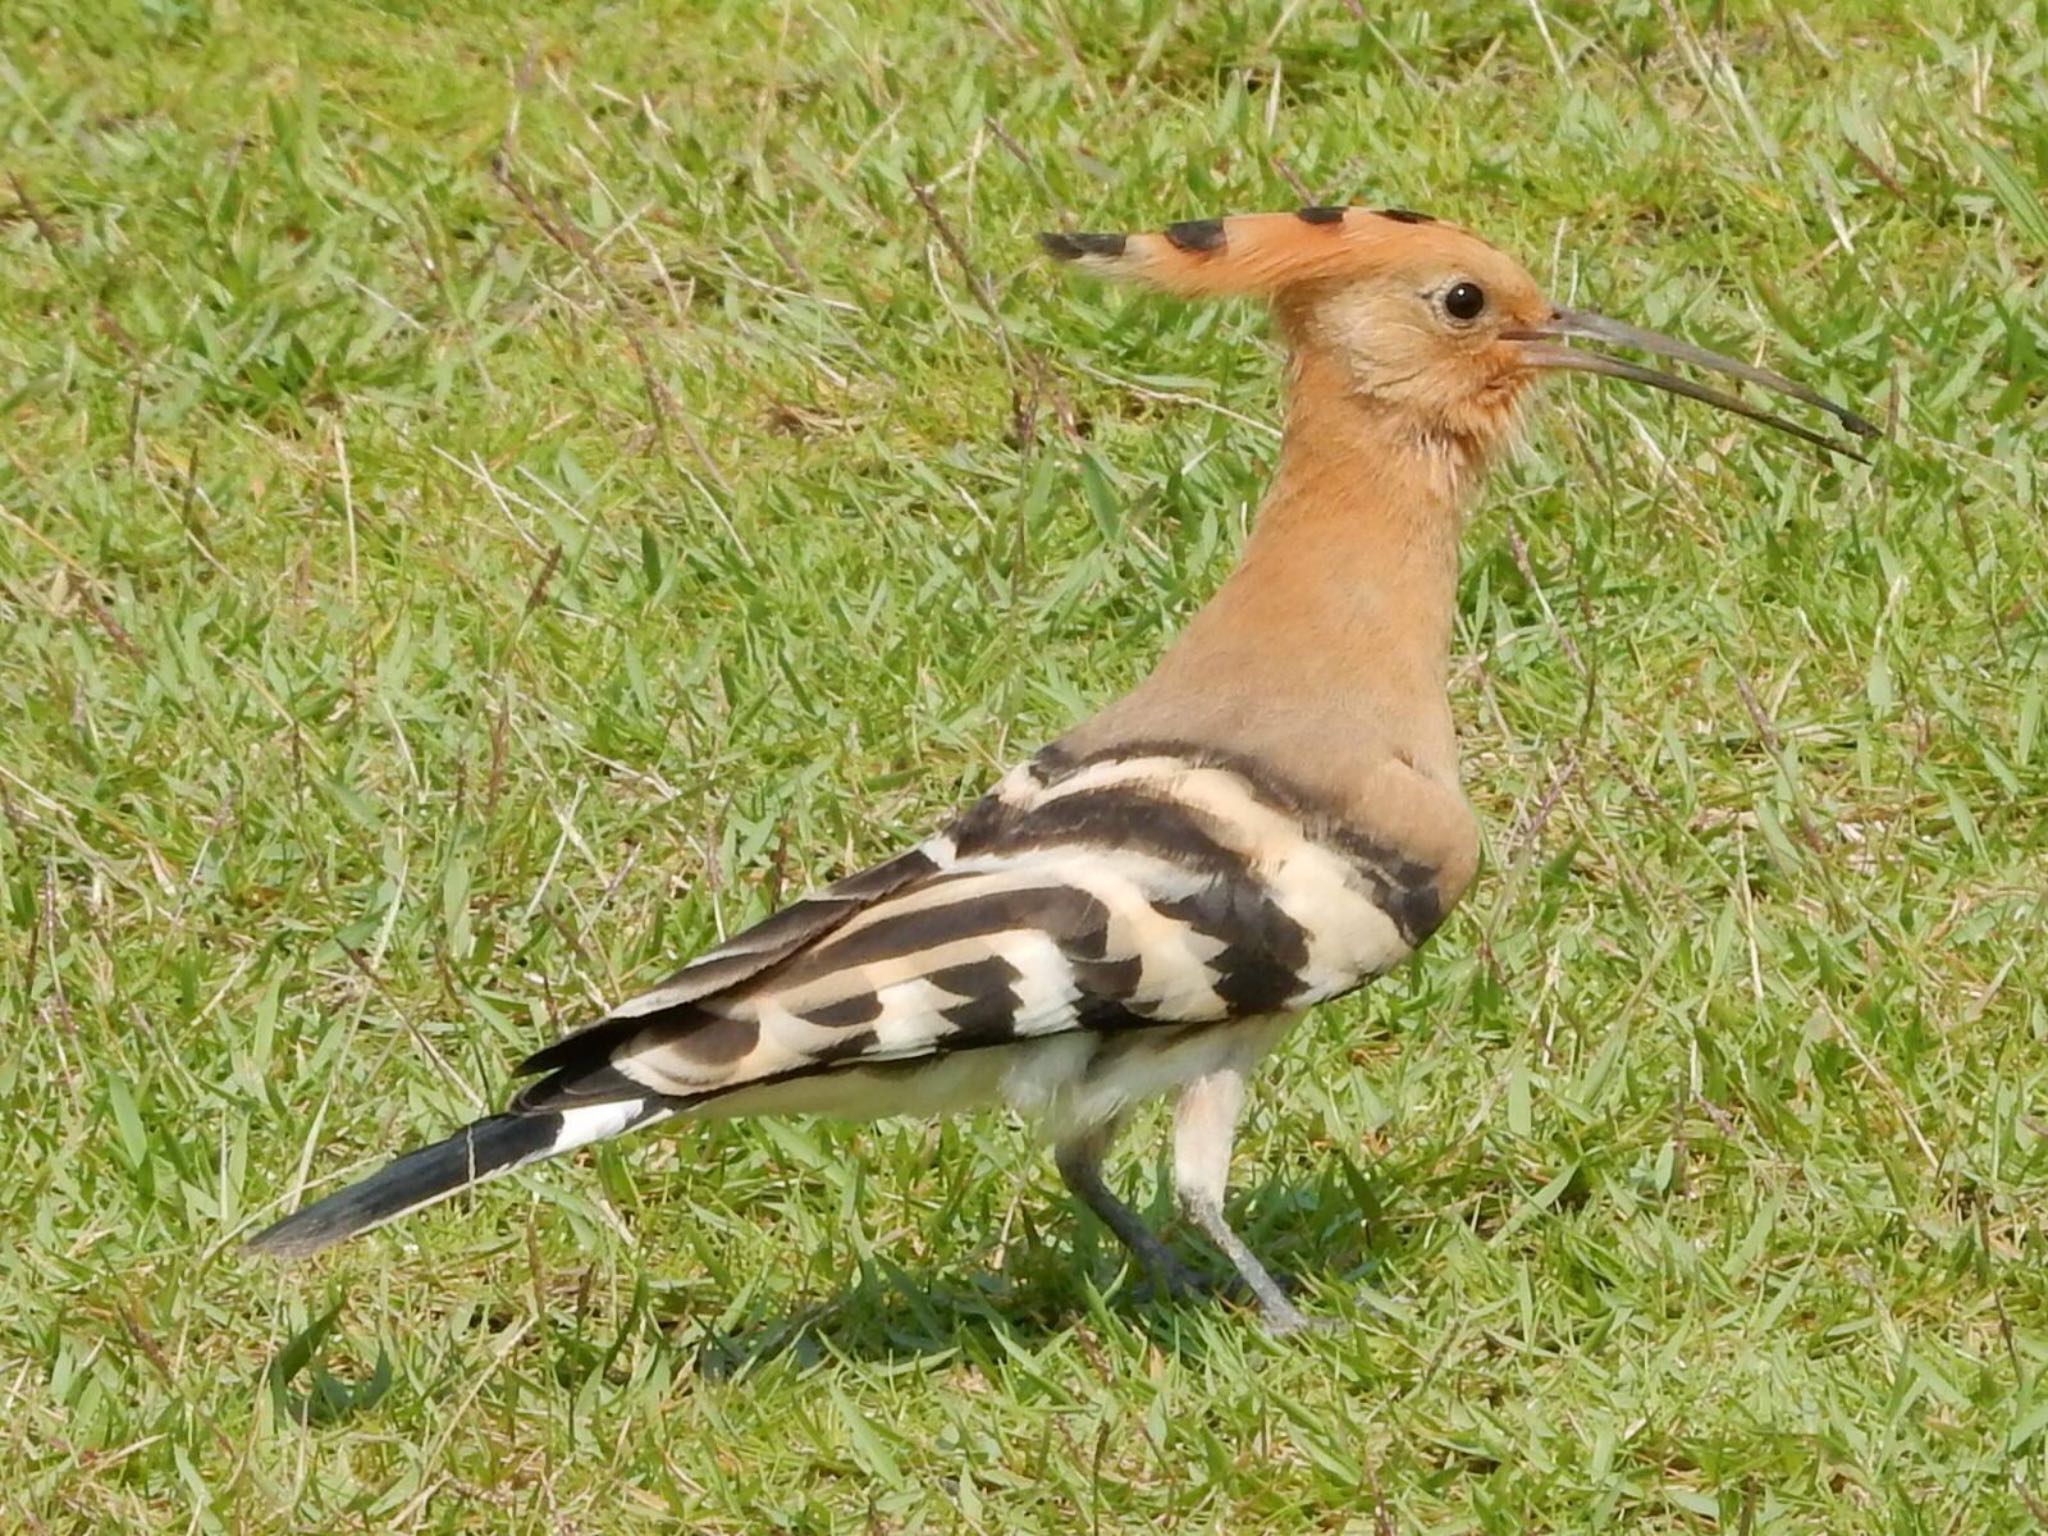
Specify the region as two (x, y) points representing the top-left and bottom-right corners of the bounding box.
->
(246, 1097), (670, 1260)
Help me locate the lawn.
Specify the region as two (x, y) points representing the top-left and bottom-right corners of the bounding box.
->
(4, 0), (2046, 1529)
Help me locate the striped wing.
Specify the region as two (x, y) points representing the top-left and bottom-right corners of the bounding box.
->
(514, 744), (1444, 1115)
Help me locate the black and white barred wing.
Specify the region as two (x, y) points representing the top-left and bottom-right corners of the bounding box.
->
(516, 748), (1438, 1114)
(248, 747), (1438, 1256)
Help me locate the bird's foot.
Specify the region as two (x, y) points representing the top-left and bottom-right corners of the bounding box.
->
(1132, 1257), (1214, 1305)
(1257, 1299), (1343, 1337)
(1140, 1263), (1342, 1335)
(1230, 1264), (1343, 1336)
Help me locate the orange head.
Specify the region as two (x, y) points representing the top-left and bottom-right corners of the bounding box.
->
(1041, 207), (1875, 462)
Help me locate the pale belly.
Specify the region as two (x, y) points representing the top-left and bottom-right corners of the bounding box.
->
(692, 1014), (1297, 1142)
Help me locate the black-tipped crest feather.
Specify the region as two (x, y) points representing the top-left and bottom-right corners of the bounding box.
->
(1038, 230), (1126, 261)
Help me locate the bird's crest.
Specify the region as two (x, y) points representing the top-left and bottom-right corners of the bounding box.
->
(1038, 205), (1482, 299)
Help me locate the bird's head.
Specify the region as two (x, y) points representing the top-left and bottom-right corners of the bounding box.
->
(1041, 207), (1875, 465)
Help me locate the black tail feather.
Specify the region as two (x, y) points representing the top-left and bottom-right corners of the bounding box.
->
(248, 1112), (568, 1259)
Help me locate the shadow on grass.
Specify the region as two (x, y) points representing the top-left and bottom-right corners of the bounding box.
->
(686, 1166), (1386, 1376)
(258, 1153), (1417, 1412)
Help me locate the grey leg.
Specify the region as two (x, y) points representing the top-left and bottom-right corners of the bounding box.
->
(1054, 1119), (1202, 1299)
(1173, 1068), (1326, 1335)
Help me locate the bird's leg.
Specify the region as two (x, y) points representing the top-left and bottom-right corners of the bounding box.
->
(1173, 1067), (1327, 1336)
(1054, 1119), (1202, 1301)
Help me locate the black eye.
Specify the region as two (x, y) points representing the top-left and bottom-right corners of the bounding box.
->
(1444, 281), (1487, 321)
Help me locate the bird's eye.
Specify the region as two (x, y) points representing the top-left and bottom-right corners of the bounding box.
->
(1443, 281), (1487, 322)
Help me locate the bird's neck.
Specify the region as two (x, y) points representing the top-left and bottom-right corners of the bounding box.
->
(1234, 349), (1475, 698)
(1072, 348), (1486, 802)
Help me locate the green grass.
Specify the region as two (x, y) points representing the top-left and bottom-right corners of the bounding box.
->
(4, 0), (2046, 1528)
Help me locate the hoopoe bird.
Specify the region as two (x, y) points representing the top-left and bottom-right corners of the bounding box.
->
(251, 207), (1874, 1333)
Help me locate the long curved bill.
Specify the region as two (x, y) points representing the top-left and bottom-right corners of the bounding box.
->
(1505, 308), (1879, 462)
